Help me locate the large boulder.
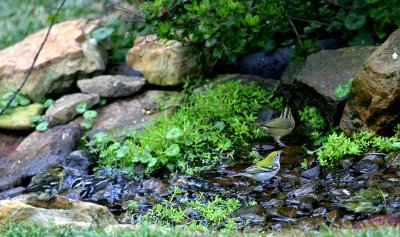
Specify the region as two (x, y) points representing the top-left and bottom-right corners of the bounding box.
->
(0, 124), (83, 191)
(126, 35), (212, 86)
(282, 46), (377, 122)
(0, 194), (117, 227)
(0, 19), (107, 101)
(77, 75), (146, 98)
(0, 103), (43, 130)
(340, 30), (400, 135)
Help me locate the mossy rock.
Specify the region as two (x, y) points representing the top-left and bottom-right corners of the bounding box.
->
(0, 103), (43, 130)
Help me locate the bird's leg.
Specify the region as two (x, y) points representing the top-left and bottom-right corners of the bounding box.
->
(277, 139), (289, 148)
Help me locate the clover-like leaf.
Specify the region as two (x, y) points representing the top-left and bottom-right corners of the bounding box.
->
(345, 13), (366, 30)
(75, 102), (87, 114)
(165, 144), (180, 157)
(166, 128), (182, 140)
(36, 122), (48, 132)
(83, 110), (98, 120)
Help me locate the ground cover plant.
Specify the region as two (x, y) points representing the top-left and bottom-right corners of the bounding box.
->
(86, 80), (282, 175)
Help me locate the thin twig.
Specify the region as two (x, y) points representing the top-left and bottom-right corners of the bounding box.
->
(286, 16), (302, 46)
(0, 0), (67, 115)
(287, 15), (331, 26)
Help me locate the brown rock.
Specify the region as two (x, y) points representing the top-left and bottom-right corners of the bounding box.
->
(0, 19), (107, 101)
(72, 90), (183, 138)
(340, 30), (400, 135)
(0, 194), (117, 227)
(127, 35), (212, 86)
(45, 93), (99, 127)
(77, 75), (145, 98)
(0, 124), (83, 191)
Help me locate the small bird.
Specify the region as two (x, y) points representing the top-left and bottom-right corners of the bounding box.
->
(231, 150), (282, 182)
(70, 175), (114, 199)
(23, 165), (65, 201)
(260, 107), (295, 147)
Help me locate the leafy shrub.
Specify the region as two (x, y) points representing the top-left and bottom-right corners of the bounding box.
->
(137, 0), (400, 61)
(317, 129), (400, 167)
(91, 19), (136, 63)
(86, 80), (276, 175)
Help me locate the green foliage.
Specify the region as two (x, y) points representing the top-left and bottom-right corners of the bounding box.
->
(29, 115), (48, 132)
(141, 192), (240, 231)
(334, 78), (354, 99)
(0, 0), (109, 50)
(138, 0), (400, 61)
(0, 87), (31, 114)
(299, 106), (325, 130)
(75, 102), (98, 131)
(91, 19), (136, 62)
(86, 80), (273, 175)
(317, 129), (400, 167)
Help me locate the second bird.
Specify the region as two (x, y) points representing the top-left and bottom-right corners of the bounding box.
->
(259, 107), (295, 147)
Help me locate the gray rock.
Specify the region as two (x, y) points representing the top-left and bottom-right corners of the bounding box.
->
(77, 75), (146, 98)
(300, 165), (321, 180)
(64, 150), (92, 174)
(45, 93), (99, 127)
(283, 46), (377, 122)
(0, 124), (83, 191)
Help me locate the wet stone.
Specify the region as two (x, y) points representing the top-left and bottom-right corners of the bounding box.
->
(355, 162), (379, 174)
(300, 165), (321, 180)
(276, 206), (297, 218)
(311, 207), (327, 218)
(296, 217), (324, 231)
(260, 198), (284, 209)
(286, 183), (316, 200)
(233, 205), (268, 224)
(326, 210), (339, 223)
(279, 180), (295, 192)
(268, 222), (293, 231)
(298, 196), (318, 213)
(64, 150), (92, 175)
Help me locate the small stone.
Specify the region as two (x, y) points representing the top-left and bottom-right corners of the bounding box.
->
(276, 206), (297, 218)
(296, 217), (324, 231)
(326, 210), (339, 222)
(77, 75), (146, 98)
(233, 205), (268, 224)
(300, 165), (321, 180)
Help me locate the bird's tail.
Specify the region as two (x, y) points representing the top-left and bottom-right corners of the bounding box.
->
(280, 107), (293, 120)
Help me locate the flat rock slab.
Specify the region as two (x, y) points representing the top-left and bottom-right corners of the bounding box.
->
(0, 19), (107, 101)
(0, 103), (43, 130)
(45, 93), (99, 127)
(77, 75), (146, 98)
(71, 90), (184, 138)
(0, 194), (117, 227)
(0, 124), (82, 191)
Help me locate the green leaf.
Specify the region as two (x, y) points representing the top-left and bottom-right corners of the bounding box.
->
(165, 144), (181, 157)
(80, 122), (92, 130)
(344, 13), (366, 30)
(91, 26), (114, 42)
(98, 98), (107, 106)
(36, 122), (48, 132)
(43, 99), (54, 108)
(334, 78), (354, 99)
(166, 128), (182, 140)
(83, 110), (98, 120)
(75, 102), (87, 114)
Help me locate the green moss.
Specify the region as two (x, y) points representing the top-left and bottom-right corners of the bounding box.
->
(87, 80), (274, 175)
